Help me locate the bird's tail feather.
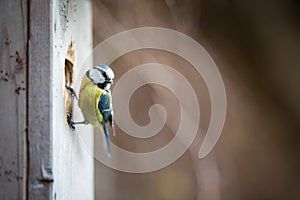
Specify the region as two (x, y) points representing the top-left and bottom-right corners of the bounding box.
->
(102, 122), (111, 157)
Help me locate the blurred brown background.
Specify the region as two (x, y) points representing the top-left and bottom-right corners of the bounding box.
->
(92, 0), (300, 199)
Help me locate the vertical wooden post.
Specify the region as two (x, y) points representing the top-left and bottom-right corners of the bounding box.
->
(0, 1), (27, 199)
(27, 0), (53, 199)
(0, 1), (93, 199)
(27, 0), (94, 199)
(52, 0), (94, 199)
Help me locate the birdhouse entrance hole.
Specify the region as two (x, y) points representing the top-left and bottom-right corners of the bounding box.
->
(64, 42), (75, 128)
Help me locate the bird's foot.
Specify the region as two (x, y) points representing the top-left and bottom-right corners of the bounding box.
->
(66, 112), (75, 131)
(65, 84), (79, 100)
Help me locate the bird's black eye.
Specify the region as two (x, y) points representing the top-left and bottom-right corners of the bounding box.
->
(102, 71), (108, 80)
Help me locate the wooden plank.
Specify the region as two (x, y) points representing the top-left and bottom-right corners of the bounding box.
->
(0, 1), (27, 199)
(27, 0), (53, 199)
(52, 0), (94, 199)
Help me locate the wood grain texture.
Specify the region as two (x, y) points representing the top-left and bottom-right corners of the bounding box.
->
(0, 0), (27, 199)
(0, 0), (93, 199)
(27, 0), (53, 199)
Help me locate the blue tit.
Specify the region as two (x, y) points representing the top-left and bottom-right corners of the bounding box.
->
(66, 64), (115, 156)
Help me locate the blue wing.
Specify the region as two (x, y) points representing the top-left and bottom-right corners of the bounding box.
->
(98, 94), (112, 122)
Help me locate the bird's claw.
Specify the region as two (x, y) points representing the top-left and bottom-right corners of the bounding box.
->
(65, 84), (79, 100)
(66, 112), (75, 130)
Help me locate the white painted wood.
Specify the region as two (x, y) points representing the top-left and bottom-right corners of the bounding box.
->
(52, 0), (94, 200)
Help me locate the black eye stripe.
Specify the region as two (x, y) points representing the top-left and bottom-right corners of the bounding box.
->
(102, 72), (108, 80)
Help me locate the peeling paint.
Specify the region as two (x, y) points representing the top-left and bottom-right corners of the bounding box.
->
(32, 183), (45, 189)
(41, 165), (54, 183)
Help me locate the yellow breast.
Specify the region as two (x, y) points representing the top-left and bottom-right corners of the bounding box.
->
(78, 75), (106, 127)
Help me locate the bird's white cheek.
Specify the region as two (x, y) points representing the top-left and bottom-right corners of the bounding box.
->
(105, 83), (111, 90)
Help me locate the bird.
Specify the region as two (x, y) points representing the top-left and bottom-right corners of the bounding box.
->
(65, 64), (115, 156)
